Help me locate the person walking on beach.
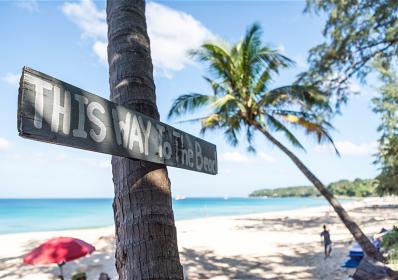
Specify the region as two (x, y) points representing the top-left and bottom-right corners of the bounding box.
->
(321, 224), (332, 259)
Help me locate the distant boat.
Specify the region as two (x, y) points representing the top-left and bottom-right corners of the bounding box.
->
(175, 195), (186, 200)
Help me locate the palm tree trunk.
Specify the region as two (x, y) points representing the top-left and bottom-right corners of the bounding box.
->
(253, 122), (384, 262)
(107, 0), (183, 278)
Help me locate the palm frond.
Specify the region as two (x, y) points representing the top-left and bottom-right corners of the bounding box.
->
(221, 115), (242, 146)
(246, 125), (256, 153)
(224, 126), (240, 146)
(255, 48), (295, 73)
(201, 113), (222, 128)
(190, 44), (236, 88)
(170, 116), (210, 125)
(211, 94), (238, 110)
(279, 114), (340, 156)
(168, 93), (213, 119)
(260, 85), (332, 113)
(203, 76), (227, 96)
(253, 67), (272, 95)
(239, 23), (263, 92)
(266, 114), (306, 150)
(270, 109), (313, 119)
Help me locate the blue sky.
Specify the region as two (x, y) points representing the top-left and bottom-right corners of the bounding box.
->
(0, 0), (381, 198)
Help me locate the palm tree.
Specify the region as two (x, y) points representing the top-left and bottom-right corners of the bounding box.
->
(107, 0), (183, 278)
(168, 23), (383, 262)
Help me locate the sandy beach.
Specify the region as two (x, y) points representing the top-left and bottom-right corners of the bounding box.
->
(1, 197), (397, 280)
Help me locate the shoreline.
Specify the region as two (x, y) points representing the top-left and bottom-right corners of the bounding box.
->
(0, 196), (360, 236)
(1, 196), (397, 279)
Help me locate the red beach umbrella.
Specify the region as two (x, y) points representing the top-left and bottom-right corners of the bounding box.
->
(23, 237), (95, 279)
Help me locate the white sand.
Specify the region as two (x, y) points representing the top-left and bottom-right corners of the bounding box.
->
(1, 197), (397, 280)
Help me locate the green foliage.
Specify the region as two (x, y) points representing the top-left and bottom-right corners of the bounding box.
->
(372, 61), (398, 195)
(168, 23), (337, 153)
(249, 186), (320, 197)
(249, 178), (378, 197)
(382, 226), (398, 250)
(381, 226), (398, 269)
(328, 178), (377, 197)
(299, 0), (398, 107)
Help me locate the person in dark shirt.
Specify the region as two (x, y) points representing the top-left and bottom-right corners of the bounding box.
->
(320, 224), (332, 259)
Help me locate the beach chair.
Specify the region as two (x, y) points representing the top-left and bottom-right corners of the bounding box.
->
(341, 242), (364, 268)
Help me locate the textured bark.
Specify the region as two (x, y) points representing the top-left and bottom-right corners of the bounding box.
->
(107, 0), (183, 279)
(253, 122), (385, 262)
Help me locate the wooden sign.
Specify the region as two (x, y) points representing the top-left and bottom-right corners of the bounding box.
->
(17, 67), (217, 175)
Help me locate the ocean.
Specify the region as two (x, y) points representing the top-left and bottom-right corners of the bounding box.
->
(0, 197), (335, 234)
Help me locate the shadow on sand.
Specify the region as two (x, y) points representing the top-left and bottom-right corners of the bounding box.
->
(180, 240), (354, 280)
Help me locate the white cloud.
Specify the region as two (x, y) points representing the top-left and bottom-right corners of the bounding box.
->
(62, 0), (107, 40)
(0, 138), (13, 151)
(314, 140), (378, 156)
(15, 0), (39, 12)
(62, 0), (215, 77)
(147, 2), (215, 76)
(93, 41), (107, 64)
(1, 73), (20, 86)
(258, 152), (276, 163)
(219, 151), (276, 163)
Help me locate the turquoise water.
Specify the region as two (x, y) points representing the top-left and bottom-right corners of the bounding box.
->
(0, 197), (334, 234)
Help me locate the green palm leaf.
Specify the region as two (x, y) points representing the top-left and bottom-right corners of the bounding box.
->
(168, 93), (214, 119)
(265, 114), (306, 150)
(261, 85), (331, 112)
(168, 22), (337, 155)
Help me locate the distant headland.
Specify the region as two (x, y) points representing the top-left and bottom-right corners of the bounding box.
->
(249, 178), (379, 198)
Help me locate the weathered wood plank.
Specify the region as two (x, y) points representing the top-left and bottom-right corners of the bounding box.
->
(17, 67), (217, 175)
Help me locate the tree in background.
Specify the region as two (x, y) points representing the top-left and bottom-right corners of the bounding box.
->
(372, 59), (398, 195)
(168, 23), (384, 261)
(299, 0), (398, 106)
(328, 178), (377, 197)
(107, 0), (183, 278)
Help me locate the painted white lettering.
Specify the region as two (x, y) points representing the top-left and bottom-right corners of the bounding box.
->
(138, 117), (151, 156)
(163, 141), (172, 160)
(181, 148), (188, 165)
(195, 142), (203, 170)
(129, 114), (144, 153)
(112, 109), (131, 148)
(25, 74), (52, 129)
(156, 124), (165, 158)
(87, 102), (106, 143)
(51, 86), (71, 135)
(72, 94), (88, 138)
(188, 148), (194, 167)
(173, 131), (181, 162)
